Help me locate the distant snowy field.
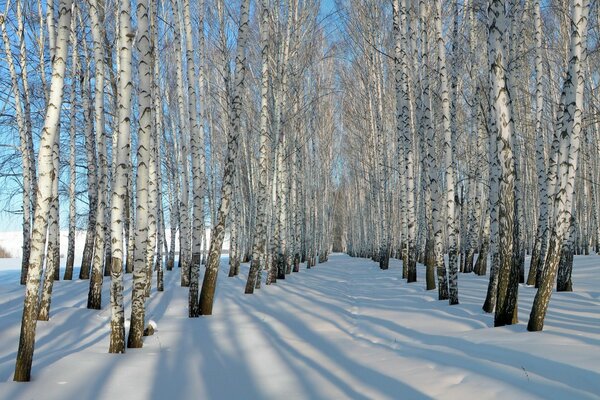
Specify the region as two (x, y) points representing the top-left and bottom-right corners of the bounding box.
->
(0, 251), (598, 399)
(0, 229), (228, 260)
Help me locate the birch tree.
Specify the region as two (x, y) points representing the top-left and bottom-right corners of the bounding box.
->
(394, 0), (417, 283)
(244, 0), (270, 293)
(79, 34), (97, 281)
(87, 0), (109, 310)
(434, 0), (458, 305)
(64, 2), (78, 281)
(198, 0), (251, 316)
(488, 0), (519, 326)
(1, 0), (37, 286)
(185, 0), (205, 318)
(128, 0), (152, 348)
(13, 0), (72, 381)
(527, 0), (547, 287)
(528, 0), (589, 332)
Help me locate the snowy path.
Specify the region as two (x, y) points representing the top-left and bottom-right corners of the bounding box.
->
(0, 254), (599, 399)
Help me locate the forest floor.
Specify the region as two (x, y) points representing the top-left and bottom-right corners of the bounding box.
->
(0, 253), (598, 399)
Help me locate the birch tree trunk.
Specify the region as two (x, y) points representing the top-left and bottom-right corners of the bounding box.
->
(64, 4), (78, 280)
(245, 0), (270, 292)
(87, 0), (108, 310)
(395, 0), (417, 282)
(19, 0), (37, 266)
(153, 6), (165, 292)
(79, 39), (97, 281)
(13, 0), (72, 381)
(166, 118), (179, 272)
(106, 0), (134, 354)
(45, 140), (60, 284)
(474, 87), (491, 277)
(527, 0), (547, 286)
(1, 1), (36, 286)
(37, 129), (60, 321)
(488, 0), (519, 326)
(19, 0), (37, 285)
(418, 0), (438, 291)
(528, 0), (589, 332)
(199, 0), (250, 315)
(128, 0), (152, 348)
(434, 0), (458, 304)
(145, 108), (157, 299)
(185, 0), (205, 318)
(482, 96), (502, 313)
(170, 0), (191, 288)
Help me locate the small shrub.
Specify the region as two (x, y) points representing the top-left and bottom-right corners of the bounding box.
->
(0, 244), (11, 258)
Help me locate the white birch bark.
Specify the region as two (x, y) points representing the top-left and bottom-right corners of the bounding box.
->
(527, 0), (548, 286)
(244, 0), (269, 291)
(105, 0), (133, 353)
(529, 0), (589, 331)
(1, 3), (36, 285)
(199, 0), (250, 315)
(434, 0), (458, 305)
(17, 0), (36, 216)
(152, 6), (164, 292)
(36, 0), (48, 104)
(170, 0), (191, 288)
(79, 36), (97, 280)
(395, 0), (417, 281)
(64, 4), (78, 280)
(184, 0), (204, 317)
(37, 131), (60, 321)
(166, 117), (179, 271)
(145, 109), (157, 298)
(128, 0), (151, 348)
(144, 1), (159, 298)
(13, 0), (72, 381)
(488, 0), (519, 326)
(87, 0), (108, 310)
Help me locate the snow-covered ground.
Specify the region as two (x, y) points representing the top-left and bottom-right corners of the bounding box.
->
(0, 253), (598, 399)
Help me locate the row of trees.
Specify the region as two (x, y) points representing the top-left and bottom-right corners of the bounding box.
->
(337, 0), (595, 329)
(2, 0), (597, 383)
(2, 0), (338, 381)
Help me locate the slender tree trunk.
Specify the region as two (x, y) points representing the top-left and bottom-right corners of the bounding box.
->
(152, 6), (164, 293)
(13, 0), (72, 381)
(528, 0), (546, 287)
(87, 0), (108, 310)
(245, 0), (270, 292)
(199, 0), (250, 315)
(64, 6), (78, 280)
(170, 0), (191, 288)
(528, 0), (589, 331)
(38, 132), (60, 321)
(434, 0), (458, 304)
(128, 0), (152, 348)
(394, 0), (417, 282)
(185, 0), (206, 317)
(419, 0), (446, 298)
(488, 0), (519, 327)
(2, 2), (36, 286)
(483, 100), (501, 313)
(106, 0), (134, 353)
(79, 41), (97, 281)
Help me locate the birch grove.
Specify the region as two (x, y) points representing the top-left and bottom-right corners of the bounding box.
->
(1, 0), (598, 382)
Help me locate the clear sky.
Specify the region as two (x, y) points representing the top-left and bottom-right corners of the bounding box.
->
(321, 0), (335, 13)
